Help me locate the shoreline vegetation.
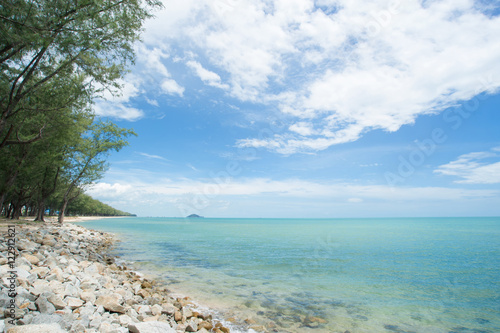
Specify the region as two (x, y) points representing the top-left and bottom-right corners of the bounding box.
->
(0, 217), (235, 333)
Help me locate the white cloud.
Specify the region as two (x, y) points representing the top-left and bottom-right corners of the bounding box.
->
(93, 76), (146, 121)
(137, 152), (168, 161)
(93, 101), (144, 121)
(138, 0), (500, 152)
(186, 60), (230, 89)
(161, 79), (185, 96)
(435, 147), (500, 184)
(89, 177), (499, 215)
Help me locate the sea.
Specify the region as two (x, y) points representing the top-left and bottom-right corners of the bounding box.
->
(78, 217), (500, 333)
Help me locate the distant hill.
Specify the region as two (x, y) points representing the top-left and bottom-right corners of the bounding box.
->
(186, 214), (203, 218)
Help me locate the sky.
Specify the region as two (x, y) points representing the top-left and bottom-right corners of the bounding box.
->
(88, 0), (500, 218)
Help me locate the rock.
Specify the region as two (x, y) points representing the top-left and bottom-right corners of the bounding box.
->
(128, 321), (176, 333)
(22, 254), (40, 265)
(174, 310), (182, 322)
(70, 322), (87, 333)
(304, 316), (327, 326)
(182, 306), (193, 319)
(65, 297), (84, 309)
(89, 315), (102, 329)
(185, 322), (197, 332)
(136, 289), (150, 299)
(31, 267), (50, 278)
(35, 295), (56, 314)
(197, 329), (210, 333)
(137, 304), (152, 316)
(95, 295), (126, 314)
(198, 321), (213, 330)
(4, 307), (25, 319)
(80, 291), (96, 304)
(63, 284), (80, 298)
(84, 263), (99, 276)
(46, 295), (66, 310)
(6, 323), (66, 333)
(151, 304), (162, 316)
(141, 281), (152, 289)
(118, 314), (134, 326)
(161, 303), (177, 315)
(0, 320), (4, 332)
(16, 240), (38, 252)
(30, 314), (64, 326)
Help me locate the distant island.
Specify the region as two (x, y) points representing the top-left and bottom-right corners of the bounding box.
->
(186, 214), (204, 218)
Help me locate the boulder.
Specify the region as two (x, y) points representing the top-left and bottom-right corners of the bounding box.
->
(128, 321), (175, 333)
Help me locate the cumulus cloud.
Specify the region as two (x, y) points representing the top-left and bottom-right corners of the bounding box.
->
(93, 101), (144, 121)
(435, 147), (500, 184)
(93, 77), (145, 121)
(137, 0), (500, 152)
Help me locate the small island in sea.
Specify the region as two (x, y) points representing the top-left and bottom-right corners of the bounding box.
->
(186, 214), (204, 218)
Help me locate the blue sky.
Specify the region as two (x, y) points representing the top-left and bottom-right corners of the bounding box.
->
(88, 0), (500, 218)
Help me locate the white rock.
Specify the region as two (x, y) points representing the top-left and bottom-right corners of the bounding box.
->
(65, 296), (84, 309)
(151, 304), (162, 316)
(128, 321), (176, 333)
(80, 290), (96, 303)
(47, 295), (66, 310)
(6, 323), (66, 333)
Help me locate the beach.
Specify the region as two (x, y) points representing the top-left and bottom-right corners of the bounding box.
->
(0, 218), (232, 333)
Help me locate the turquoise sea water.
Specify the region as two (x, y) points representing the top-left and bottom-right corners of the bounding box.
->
(78, 217), (500, 333)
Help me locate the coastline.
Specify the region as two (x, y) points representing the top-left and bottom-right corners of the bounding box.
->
(0, 218), (233, 333)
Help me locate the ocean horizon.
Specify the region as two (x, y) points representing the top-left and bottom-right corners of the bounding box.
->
(78, 216), (500, 333)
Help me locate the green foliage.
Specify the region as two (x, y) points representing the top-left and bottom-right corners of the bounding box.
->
(0, 0), (162, 145)
(65, 192), (133, 216)
(0, 0), (158, 219)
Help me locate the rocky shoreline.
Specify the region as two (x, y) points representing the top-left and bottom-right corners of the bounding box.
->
(0, 222), (233, 333)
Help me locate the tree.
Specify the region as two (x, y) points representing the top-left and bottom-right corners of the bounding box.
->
(58, 120), (135, 223)
(0, 0), (161, 147)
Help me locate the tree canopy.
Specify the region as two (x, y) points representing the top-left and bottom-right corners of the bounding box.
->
(0, 0), (160, 221)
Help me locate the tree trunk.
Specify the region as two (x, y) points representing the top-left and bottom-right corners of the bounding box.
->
(11, 203), (22, 220)
(0, 192), (6, 216)
(58, 198), (68, 224)
(34, 199), (45, 222)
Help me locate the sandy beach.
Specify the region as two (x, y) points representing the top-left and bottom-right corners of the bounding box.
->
(0, 218), (233, 333)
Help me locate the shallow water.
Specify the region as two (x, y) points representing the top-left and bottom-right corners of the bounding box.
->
(79, 217), (500, 333)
